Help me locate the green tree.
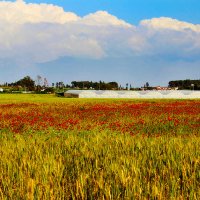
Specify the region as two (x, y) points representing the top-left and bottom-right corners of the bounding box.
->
(13, 76), (35, 91)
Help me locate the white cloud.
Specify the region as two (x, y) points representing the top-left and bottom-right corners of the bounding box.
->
(0, 0), (200, 66)
(140, 17), (200, 32)
(0, 0), (79, 24)
(81, 11), (132, 27)
(137, 18), (200, 59)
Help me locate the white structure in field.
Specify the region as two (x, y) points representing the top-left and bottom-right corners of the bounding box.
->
(65, 90), (200, 99)
(0, 88), (3, 92)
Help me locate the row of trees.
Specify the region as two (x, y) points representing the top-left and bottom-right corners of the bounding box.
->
(71, 81), (118, 90)
(168, 79), (200, 90)
(3, 76), (53, 93)
(1, 76), (200, 92)
(1, 77), (120, 92)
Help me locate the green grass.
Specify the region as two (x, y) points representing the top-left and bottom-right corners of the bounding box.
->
(0, 93), (194, 104)
(0, 94), (62, 104)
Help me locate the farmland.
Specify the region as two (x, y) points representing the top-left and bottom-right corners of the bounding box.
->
(0, 94), (200, 199)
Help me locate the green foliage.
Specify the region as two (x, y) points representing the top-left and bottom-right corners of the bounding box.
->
(71, 81), (119, 90)
(169, 79), (200, 90)
(10, 76), (35, 91)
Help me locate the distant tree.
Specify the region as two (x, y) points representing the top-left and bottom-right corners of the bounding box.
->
(58, 82), (64, 88)
(44, 78), (49, 88)
(13, 76), (35, 91)
(56, 82), (59, 88)
(168, 79), (200, 90)
(126, 83), (129, 90)
(99, 81), (102, 90)
(108, 82), (118, 89)
(71, 81), (77, 88)
(36, 75), (43, 87)
(44, 87), (55, 93)
(65, 84), (71, 88)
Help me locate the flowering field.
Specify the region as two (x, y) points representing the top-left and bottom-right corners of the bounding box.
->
(0, 94), (200, 199)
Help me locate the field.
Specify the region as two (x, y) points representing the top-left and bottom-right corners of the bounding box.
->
(0, 94), (200, 199)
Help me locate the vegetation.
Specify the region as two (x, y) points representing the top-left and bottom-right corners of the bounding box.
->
(1, 76), (200, 94)
(0, 76), (55, 93)
(9, 76), (35, 91)
(0, 77), (119, 93)
(0, 94), (199, 199)
(1, 131), (199, 199)
(71, 81), (119, 90)
(169, 79), (200, 90)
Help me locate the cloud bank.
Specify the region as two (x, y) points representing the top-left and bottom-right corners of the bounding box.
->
(0, 0), (200, 65)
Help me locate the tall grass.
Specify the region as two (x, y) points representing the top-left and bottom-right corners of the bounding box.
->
(0, 130), (200, 199)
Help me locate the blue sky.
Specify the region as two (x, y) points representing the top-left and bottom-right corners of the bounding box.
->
(0, 0), (200, 87)
(19, 0), (200, 24)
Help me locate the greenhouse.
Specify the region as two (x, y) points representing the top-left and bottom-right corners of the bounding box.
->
(65, 90), (200, 99)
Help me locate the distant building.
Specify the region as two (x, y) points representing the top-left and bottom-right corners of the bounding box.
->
(156, 86), (180, 90)
(141, 86), (179, 91)
(156, 86), (171, 90)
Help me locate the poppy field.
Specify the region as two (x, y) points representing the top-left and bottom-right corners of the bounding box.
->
(0, 94), (200, 199)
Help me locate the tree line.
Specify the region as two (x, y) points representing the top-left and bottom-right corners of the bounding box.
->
(1, 76), (53, 93)
(1, 76), (200, 92)
(168, 79), (200, 90)
(0, 76), (119, 92)
(71, 81), (118, 90)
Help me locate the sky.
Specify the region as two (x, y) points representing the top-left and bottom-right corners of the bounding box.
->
(0, 0), (200, 87)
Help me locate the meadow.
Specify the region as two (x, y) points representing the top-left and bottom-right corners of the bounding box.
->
(0, 94), (199, 199)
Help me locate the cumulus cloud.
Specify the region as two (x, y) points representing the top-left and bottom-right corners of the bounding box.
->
(0, 0), (79, 24)
(140, 17), (200, 32)
(80, 11), (132, 27)
(0, 0), (200, 65)
(137, 18), (200, 60)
